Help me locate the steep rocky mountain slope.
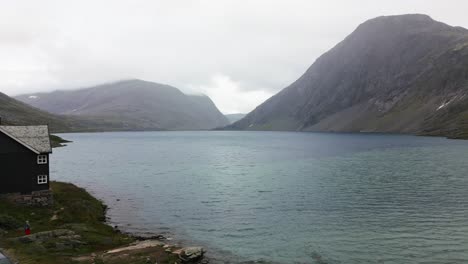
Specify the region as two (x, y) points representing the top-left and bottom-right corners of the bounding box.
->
(16, 79), (229, 130)
(227, 14), (468, 138)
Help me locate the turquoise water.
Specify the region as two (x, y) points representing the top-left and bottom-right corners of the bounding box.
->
(52, 131), (468, 263)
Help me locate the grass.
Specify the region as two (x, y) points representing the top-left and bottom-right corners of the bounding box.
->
(50, 134), (72, 148)
(0, 182), (182, 264)
(0, 182), (134, 264)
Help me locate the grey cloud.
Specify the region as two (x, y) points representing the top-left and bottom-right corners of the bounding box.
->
(1, 0), (468, 113)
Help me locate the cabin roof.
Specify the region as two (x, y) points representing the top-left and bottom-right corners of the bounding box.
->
(0, 125), (52, 154)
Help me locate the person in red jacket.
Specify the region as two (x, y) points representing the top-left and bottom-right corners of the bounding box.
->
(24, 221), (31, 235)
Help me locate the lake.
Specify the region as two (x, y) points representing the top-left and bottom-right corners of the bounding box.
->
(52, 131), (468, 263)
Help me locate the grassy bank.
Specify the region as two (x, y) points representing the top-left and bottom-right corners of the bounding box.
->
(0, 182), (181, 264)
(50, 134), (72, 148)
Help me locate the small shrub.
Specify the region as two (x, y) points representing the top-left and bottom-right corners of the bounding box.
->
(0, 214), (22, 230)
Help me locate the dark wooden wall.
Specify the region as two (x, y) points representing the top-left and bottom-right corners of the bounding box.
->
(0, 132), (49, 194)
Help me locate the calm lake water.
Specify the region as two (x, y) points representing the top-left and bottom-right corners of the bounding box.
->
(52, 131), (468, 263)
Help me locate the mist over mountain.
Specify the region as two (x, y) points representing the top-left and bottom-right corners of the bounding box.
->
(16, 79), (229, 131)
(227, 14), (468, 138)
(0, 92), (129, 132)
(225, 113), (246, 124)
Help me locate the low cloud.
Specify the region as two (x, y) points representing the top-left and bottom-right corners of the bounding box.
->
(1, 0), (468, 113)
(190, 74), (273, 114)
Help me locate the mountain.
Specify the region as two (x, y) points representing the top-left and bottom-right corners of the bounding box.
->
(16, 79), (229, 130)
(225, 113), (246, 124)
(0, 92), (130, 133)
(0, 91), (81, 132)
(226, 14), (468, 139)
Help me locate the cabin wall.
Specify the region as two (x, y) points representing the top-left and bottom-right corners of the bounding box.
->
(0, 132), (50, 194)
(32, 154), (49, 192)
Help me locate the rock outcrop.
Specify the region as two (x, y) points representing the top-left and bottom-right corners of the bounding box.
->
(178, 247), (205, 263)
(12, 229), (85, 250)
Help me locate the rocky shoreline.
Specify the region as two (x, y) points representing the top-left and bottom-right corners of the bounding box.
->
(104, 203), (211, 263)
(5, 230), (208, 264)
(121, 233), (208, 263)
(0, 182), (209, 264)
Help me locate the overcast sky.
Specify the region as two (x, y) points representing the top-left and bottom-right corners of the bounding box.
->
(1, 1), (468, 114)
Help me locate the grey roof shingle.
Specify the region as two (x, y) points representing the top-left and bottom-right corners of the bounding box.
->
(0, 125), (52, 154)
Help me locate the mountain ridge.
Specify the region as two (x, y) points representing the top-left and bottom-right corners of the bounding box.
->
(226, 14), (468, 139)
(0, 92), (125, 133)
(15, 79), (229, 131)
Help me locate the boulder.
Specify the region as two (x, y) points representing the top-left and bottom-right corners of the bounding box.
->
(179, 247), (205, 263)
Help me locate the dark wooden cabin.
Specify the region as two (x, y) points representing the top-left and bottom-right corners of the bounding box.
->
(0, 124), (52, 194)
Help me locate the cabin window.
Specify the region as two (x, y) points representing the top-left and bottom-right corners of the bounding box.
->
(37, 155), (48, 164)
(37, 175), (48, 184)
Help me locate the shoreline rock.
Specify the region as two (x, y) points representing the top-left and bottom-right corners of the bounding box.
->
(118, 230), (209, 262)
(178, 247), (205, 263)
(72, 239), (207, 264)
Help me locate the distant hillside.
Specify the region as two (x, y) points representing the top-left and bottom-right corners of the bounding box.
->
(16, 79), (229, 130)
(0, 92), (129, 133)
(225, 113), (246, 124)
(0, 91), (81, 132)
(227, 14), (468, 139)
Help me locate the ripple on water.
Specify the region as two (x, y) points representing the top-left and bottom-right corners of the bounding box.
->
(53, 132), (468, 264)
